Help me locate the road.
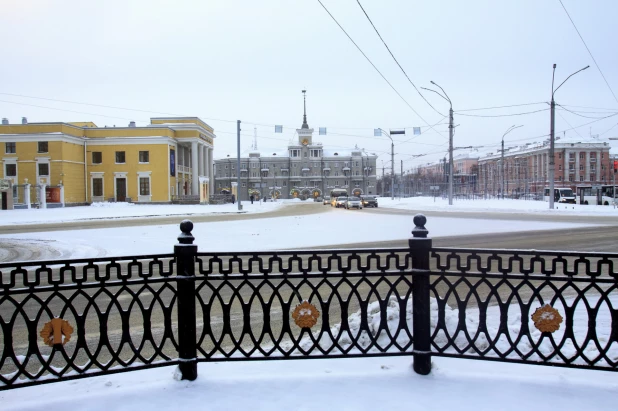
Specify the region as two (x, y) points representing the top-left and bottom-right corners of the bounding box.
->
(2, 202), (617, 377)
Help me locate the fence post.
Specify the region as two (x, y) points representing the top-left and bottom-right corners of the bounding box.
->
(175, 220), (198, 380)
(410, 213), (432, 375)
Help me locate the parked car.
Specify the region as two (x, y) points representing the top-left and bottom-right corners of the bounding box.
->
(335, 196), (348, 208)
(323, 196), (330, 205)
(360, 195), (378, 208)
(345, 196), (362, 210)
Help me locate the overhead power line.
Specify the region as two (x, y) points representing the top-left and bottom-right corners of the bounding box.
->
(558, 0), (618, 105)
(455, 108), (550, 117)
(315, 0), (445, 138)
(557, 104), (618, 119)
(355, 0), (444, 117)
(456, 102), (547, 112)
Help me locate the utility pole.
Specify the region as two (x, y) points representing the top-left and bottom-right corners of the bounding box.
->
(501, 138), (505, 199)
(400, 160), (403, 199)
(382, 164), (384, 197)
(236, 120), (242, 211)
(549, 63), (589, 209)
(422, 81), (453, 205)
(448, 104), (454, 205)
(391, 139), (395, 201)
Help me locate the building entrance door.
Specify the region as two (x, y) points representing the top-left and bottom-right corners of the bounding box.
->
(1, 192), (6, 210)
(116, 178), (127, 202)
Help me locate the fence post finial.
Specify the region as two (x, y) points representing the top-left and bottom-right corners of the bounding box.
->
(412, 213), (428, 238)
(178, 220), (195, 244)
(175, 219), (198, 381)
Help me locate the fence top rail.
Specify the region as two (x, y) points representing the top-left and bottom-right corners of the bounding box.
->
(432, 247), (618, 259)
(0, 253), (176, 270)
(196, 247), (410, 257)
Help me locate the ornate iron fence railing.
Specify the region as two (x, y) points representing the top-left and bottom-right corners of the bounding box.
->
(1, 215), (617, 391)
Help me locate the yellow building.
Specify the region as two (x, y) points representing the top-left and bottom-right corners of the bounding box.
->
(0, 117), (215, 206)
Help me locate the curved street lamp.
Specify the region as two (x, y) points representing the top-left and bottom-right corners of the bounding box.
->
(422, 81), (454, 205)
(501, 125), (523, 199)
(549, 64), (589, 209)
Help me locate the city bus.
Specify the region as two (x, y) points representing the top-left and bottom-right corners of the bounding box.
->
(329, 189), (348, 207)
(576, 185), (617, 205)
(543, 187), (576, 204)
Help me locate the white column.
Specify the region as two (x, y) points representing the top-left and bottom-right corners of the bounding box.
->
(191, 141), (199, 195)
(40, 184), (47, 209)
(198, 143), (204, 177)
(59, 184), (65, 207)
(24, 183), (31, 209)
(208, 147), (214, 195)
(585, 151), (590, 182)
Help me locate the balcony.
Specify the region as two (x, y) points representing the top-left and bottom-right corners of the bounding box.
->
(322, 167), (331, 171)
(261, 168), (269, 172)
(590, 158), (597, 163)
(302, 168), (310, 172)
(342, 167), (350, 171)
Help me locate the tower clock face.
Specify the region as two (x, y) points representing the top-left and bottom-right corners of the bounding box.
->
(301, 138), (309, 146)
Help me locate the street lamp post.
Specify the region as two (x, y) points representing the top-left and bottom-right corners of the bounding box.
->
(236, 120), (242, 211)
(422, 82), (453, 204)
(375, 128), (404, 200)
(501, 125), (523, 199)
(549, 64), (589, 209)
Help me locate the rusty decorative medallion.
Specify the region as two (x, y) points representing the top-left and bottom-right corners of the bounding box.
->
(292, 301), (320, 329)
(531, 305), (563, 333)
(40, 318), (74, 346)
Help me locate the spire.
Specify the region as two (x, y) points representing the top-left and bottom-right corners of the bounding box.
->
(301, 89), (309, 129)
(253, 127), (258, 150)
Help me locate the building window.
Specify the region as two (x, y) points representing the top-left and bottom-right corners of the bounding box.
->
(139, 151), (149, 163)
(242, 182), (246, 187)
(580, 153), (585, 159)
(38, 142), (48, 153)
(5, 142), (15, 154)
(558, 165), (562, 170)
(116, 151), (126, 163)
(569, 176), (574, 182)
(283, 181), (287, 187)
(92, 152), (102, 164)
(558, 153), (562, 159)
(139, 177), (150, 195)
(38, 163), (49, 176)
(5, 164), (16, 177)
(580, 175), (584, 182)
(225, 164), (228, 169)
(92, 178), (103, 196)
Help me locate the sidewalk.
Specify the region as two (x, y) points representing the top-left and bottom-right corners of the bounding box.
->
(3, 356), (617, 411)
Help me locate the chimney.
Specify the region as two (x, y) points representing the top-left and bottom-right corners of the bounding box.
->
(1, 118), (8, 125)
(129, 121), (136, 127)
(21, 117), (28, 124)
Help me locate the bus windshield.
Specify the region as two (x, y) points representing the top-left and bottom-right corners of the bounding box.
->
(330, 189), (348, 198)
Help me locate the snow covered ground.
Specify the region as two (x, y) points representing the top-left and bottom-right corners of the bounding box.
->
(3, 356), (618, 411)
(0, 199), (603, 259)
(1, 197), (617, 228)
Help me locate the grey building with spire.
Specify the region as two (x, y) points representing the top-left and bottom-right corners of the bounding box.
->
(214, 91), (378, 201)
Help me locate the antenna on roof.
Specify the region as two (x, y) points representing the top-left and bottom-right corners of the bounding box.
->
(253, 127), (258, 151)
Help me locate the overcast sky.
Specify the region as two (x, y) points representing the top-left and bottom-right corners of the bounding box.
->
(1, 0), (617, 171)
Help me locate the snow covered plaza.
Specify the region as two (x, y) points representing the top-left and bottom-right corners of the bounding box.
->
(1, 198), (618, 410)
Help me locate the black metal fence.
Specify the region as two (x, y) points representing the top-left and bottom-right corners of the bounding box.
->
(1, 215), (617, 390)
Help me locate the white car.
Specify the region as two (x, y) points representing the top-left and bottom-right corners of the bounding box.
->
(345, 196), (362, 210)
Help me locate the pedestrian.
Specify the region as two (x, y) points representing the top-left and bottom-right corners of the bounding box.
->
(264, 196), (267, 203)
(250, 194), (254, 204)
(231, 194), (235, 204)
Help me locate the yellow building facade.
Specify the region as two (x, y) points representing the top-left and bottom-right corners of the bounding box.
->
(0, 117), (215, 206)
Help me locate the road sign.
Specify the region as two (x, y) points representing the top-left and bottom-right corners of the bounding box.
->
(430, 186), (440, 190)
